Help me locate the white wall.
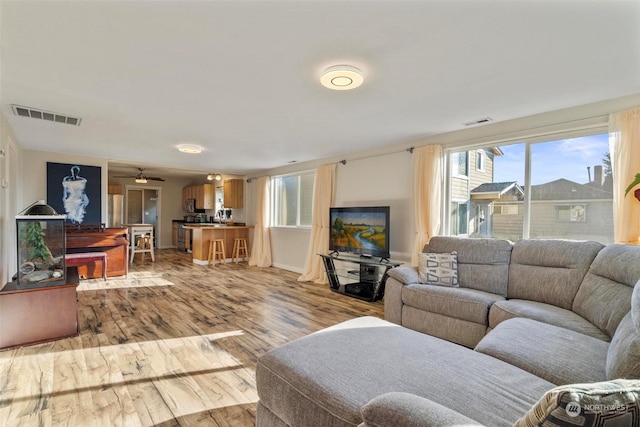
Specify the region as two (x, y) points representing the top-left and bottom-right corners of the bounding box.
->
(261, 150), (415, 273)
(0, 112), (22, 283)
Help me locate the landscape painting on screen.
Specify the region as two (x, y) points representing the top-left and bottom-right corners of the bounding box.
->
(330, 210), (387, 254)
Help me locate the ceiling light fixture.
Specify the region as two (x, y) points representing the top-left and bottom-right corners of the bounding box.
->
(207, 173), (222, 181)
(135, 177), (148, 184)
(320, 65), (364, 90)
(177, 144), (203, 154)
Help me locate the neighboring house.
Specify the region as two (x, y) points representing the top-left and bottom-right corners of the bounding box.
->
(471, 181), (524, 238)
(450, 148), (503, 236)
(466, 165), (614, 243)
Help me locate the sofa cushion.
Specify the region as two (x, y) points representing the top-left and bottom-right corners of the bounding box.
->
(606, 312), (640, 380)
(475, 318), (608, 385)
(360, 392), (484, 427)
(256, 316), (554, 427)
(422, 236), (512, 295)
(417, 252), (458, 286)
(514, 379), (640, 427)
(573, 244), (640, 338)
(402, 306), (489, 349)
(489, 299), (610, 341)
(403, 284), (504, 325)
(508, 239), (603, 309)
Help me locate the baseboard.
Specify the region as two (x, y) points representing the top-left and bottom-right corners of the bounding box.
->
(272, 262), (304, 274)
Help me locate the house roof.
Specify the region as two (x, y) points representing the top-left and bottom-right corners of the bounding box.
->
(530, 179), (613, 201)
(471, 182), (518, 194)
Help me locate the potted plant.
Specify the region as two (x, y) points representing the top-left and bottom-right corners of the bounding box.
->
(626, 173), (640, 202)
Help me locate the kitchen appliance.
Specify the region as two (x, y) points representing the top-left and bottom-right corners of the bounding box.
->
(177, 224), (187, 251)
(186, 199), (196, 213)
(107, 194), (124, 227)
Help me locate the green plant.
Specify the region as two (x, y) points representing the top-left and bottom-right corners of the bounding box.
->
(626, 173), (640, 202)
(22, 222), (53, 263)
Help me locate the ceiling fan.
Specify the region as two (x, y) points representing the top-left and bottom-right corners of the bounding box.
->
(113, 168), (165, 183)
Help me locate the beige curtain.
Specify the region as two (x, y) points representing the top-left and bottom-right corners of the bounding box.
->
(609, 106), (640, 244)
(298, 164), (336, 283)
(248, 176), (273, 267)
(412, 144), (444, 266)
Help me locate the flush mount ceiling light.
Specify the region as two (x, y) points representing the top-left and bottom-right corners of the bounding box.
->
(207, 173), (222, 181)
(320, 65), (364, 90)
(177, 144), (203, 154)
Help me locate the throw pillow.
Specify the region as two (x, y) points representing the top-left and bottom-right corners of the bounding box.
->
(417, 252), (458, 287)
(514, 379), (640, 427)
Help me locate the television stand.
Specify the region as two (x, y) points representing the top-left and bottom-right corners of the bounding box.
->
(319, 254), (402, 302)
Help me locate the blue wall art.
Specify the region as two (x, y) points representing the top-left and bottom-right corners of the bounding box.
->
(47, 162), (102, 224)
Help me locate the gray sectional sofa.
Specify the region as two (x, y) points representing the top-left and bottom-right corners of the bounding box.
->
(256, 237), (640, 426)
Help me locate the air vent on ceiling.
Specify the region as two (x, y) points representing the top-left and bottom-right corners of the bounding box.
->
(463, 117), (493, 127)
(11, 104), (81, 126)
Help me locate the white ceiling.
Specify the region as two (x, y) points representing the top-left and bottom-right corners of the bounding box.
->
(2, 1), (639, 178)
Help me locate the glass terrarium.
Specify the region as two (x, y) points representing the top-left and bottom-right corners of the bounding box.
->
(16, 201), (67, 289)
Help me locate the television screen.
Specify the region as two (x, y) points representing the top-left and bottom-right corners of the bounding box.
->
(329, 206), (390, 259)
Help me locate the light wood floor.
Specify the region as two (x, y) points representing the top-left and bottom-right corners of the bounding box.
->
(0, 250), (383, 426)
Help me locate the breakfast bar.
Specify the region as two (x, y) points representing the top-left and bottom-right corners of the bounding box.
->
(183, 224), (252, 265)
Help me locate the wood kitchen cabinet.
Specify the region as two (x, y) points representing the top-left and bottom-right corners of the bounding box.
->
(223, 179), (244, 209)
(182, 184), (215, 210)
(108, 183), (122, 194)
(172, 222), (178, 246)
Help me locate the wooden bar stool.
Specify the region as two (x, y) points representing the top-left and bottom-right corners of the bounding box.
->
(232, 238), (249, 263)
(208, 239), (226, 265)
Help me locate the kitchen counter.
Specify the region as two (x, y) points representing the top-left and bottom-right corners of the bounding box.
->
(185, 225), (252, 265)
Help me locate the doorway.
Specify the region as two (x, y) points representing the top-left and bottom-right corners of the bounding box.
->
(126, 186), (161, 248)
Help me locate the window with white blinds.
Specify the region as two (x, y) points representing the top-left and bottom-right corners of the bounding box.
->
(271, 171), (315, 227)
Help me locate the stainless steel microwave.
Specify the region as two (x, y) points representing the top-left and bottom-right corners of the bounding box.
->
(186, 198), (196, 213)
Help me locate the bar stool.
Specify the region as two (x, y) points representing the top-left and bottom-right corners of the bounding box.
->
(232, 237), (249, 263)
(208, 239), (226, 265)
(130, 225), (155, 263)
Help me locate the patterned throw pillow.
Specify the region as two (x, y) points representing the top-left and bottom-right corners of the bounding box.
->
(514, 379), (640, 427)
(417, 252), (458, 287)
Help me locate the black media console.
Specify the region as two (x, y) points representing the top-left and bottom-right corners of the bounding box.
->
(319, 253), (402, 302)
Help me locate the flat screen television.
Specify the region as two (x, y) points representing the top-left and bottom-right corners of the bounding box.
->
(329, 206), (390, 259)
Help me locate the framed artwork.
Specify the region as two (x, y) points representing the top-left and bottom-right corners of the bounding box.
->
(47, 162), (102, 224)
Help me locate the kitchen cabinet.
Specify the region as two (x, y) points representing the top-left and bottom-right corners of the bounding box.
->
(108, 184), (122, 194)
(182, 184), (215, 210)
(223, 179), (244, 209)
(172, 222), (178, 246)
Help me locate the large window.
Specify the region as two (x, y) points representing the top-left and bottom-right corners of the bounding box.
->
(271, 171), (315, 227)
(446, 132), (613, 244)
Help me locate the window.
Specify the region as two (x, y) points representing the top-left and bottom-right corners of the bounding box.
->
(445, 132), (613, 244)
(556, 204), (586, 222)
(451, 151), (469, 177)
(271, 171), (315, 227)
(495, 205), (519, 215)
(450, 201), (468, 235)
(476, 150), (485, 172)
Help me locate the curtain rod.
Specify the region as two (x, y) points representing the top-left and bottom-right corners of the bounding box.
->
(338, 146), (414, 166)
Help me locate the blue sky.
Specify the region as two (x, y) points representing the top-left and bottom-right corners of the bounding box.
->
(493, 133), (609, 186)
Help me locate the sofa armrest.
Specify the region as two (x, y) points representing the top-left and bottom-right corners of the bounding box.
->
(387, 266), (420, 285)
(360, 392), (484, 427)
(384, 267), (419, 324)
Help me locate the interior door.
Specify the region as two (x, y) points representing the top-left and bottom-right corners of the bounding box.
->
(126, 187), (161, 248)
(126, 189), (143, 224)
